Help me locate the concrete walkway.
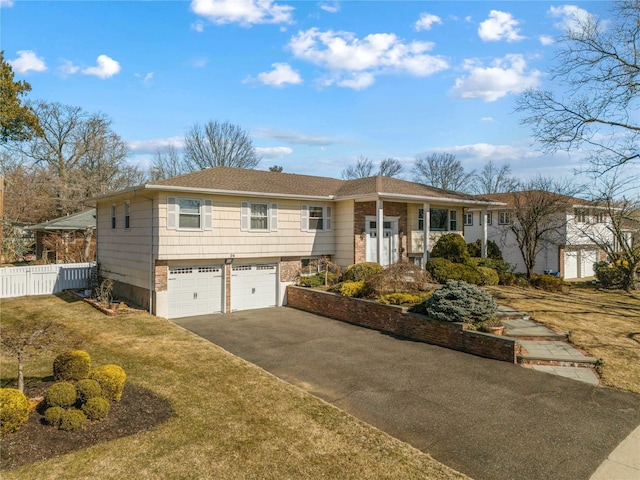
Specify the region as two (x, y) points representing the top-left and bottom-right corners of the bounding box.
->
(590, 424), (640, 480)
(173, 307), (640, 480)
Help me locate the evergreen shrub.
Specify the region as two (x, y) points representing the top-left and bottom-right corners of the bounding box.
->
(59, 409), (86, 431)
(0, 388), (30, 436)
(90, 365), (126, 402)
(343, 262), (384, 282)
(45, 382), (77, 408)
(76, 379), (103, 405)
(82, 396), (110, 421)
(53, 350), (91, 381)
(431, 234), (469, 264)
(420, 280), (498, 323)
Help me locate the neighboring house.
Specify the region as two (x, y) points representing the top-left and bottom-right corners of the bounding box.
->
(25, 209), (96, 264)
(89, 167), (500, 319)
(464, 191), (612, 279)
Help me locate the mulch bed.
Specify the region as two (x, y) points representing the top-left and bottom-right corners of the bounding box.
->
(1, 381), (173, 470)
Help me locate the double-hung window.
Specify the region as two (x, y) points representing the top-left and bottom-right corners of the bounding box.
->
(480, 212), (493, 225)
(449, 210), (458, 231)
(124, 201), (131, 230)
(574, 208), (587, 223)
(250, 203), (269, 231)
(464, 212), (473, 226)
(111, 205), (117, 230)
(167, 197), (213, 231)
(498, 211), (511, 225)
(301, 205), (332, 232)
(241, 202), (278, 232)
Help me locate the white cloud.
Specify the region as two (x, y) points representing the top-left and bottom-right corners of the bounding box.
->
(82, 55), (121, 79)
(128, 136), (184, 154)
(319, 2), (339, 13)
(135, 72), (154, 85)
(190, 0), (294, 26)
(539, 35), (554, 46)
(450, 54), (541, 102)
(288, 28), (448, 89)
(548, 5), (595, 34)
(0, 0), (14, 7)
(478, 10), (525, 42)
(8, 50), (47, 73)
(58, 60), (80, 76)
(255, 128), (334, 146)
(481, 117), (494, 122)
(255, 146), (293, 159)
(191, 20), (205, 32)
(415, 13), (442, 31)
(255, 63), (302, 86)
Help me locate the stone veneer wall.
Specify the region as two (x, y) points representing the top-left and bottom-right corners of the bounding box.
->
(286, 286), (519, 363)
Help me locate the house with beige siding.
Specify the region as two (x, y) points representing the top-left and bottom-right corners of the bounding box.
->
(89, 167), (500, 319)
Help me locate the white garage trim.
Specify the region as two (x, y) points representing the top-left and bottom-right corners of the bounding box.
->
(168, 265), (224, 319)
(231, 263), (278, 311)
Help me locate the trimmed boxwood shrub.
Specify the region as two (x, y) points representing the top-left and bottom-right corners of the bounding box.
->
(425, 258), (482, 285)
(431, 233), (469, 264)
(339, 280), (368, 298)
(90, 365), (126, 402)
(377, 292), (429, 306)
(530, 274), (565, 293)
(76, 379), (102, 405)
(365, 263), (433, 295)
(343, 262), (384, 282)
(82, 396), (110, 421)
(594, 261), (626, 289)
(59, 409), (87, 431)
(499, 272), (517, 286)
(0, 388), (30, 436)
(44, 406), (65, 427)
(53, 350), (91, 381)
(298, 272), (337, 287)
(477, 267), (499, 286)
(420, 280), (498, 324)
(466, 239), (504, 261)
(45, 381), (77, 408)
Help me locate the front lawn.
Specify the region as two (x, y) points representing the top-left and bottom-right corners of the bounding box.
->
(0, 293), (466, 479)
(487, 284), (640, 394)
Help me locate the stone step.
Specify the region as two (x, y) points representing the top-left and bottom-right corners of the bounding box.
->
(502, 318), (568, 340)
(529, 365), (600, 385)
(518, 340), (599, 367)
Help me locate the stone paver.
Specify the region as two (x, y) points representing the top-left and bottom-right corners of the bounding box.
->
(531, 365), (599, 385)
(503, 318), (564, 337)
(520, 340), (592, 360)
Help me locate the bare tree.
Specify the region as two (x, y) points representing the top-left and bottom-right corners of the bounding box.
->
(342, 156), (403, 179)
(378, 157), (403, 178)
(517, 1), (639, 173)
(269, 165), (284, 172)
(150, 145), (188, 181)
(0, 320), (70, 392)
(183, 120), (260, 170)
(413, 153), (474, 192)
(504, 177), (579, 278)
(472, 161), (518, 194)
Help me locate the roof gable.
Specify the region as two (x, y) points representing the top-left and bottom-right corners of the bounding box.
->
(26, 209), (96, 231)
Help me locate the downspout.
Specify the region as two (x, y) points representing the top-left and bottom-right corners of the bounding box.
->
(423, 202), (430, 267)
(149, 196), (154, 315)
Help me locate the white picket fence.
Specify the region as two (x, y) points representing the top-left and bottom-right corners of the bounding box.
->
(0, 263), (96, 298)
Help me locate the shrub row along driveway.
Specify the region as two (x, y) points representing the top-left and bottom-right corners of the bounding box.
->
(173, 307), (640, 480)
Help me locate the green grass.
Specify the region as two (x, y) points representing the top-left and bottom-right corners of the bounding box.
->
(487, 284), (640, 394)
(0, 293), (467, 479)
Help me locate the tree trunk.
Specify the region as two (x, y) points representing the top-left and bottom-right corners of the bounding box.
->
(18, 356), (24, 393)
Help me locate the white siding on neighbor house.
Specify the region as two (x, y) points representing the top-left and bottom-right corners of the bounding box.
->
(334, 200), (355, 267)
(156, 194), (336, 261)
(96, 195), (154, 291)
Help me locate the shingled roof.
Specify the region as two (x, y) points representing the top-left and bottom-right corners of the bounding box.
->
(26, 209), (96, 231)
(480, 190), (599, 208)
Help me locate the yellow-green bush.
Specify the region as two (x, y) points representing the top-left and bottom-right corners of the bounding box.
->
(376, 292), (428, 306)
(425, 258), (482, 285)
(339, 280), (368, 298)
(90, 365), (126, 401)
(530, 274), (565, 293)
(44, 381), (77, 408)
(478, 267), (499, 286)
(53, 350), (91, 381)
(59, 409), (86, 431)
(44, 406), (65, 427)
(76, 379), (102, 405)
(343, 262), (384, 282)
(82, 396), (110, 421)
(0, 388), (30, 436)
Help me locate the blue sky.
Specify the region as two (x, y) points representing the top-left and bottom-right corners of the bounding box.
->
(1, 0), (613, 182)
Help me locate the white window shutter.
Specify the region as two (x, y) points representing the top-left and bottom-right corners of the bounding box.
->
(325, 206), (332, 231)
(301, 205), (309, 232)
(203, 199), (213, 231)
(270, 203), (278, 232)
(241, 202), (249, 231)
(167, 197), (177, 230)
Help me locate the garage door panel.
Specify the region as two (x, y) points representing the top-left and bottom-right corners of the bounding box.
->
(168, 266), (224, 319)
(231, 264), (277, 311)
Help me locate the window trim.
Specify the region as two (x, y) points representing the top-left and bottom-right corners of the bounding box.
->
(166, 196), (212, 231)
(449, 210), (458, 231)
(241, 201), (278, 232)
(498, 210), (511, 225)
(301, 205), (332, 232)
(479, 211), (493, 226)
(124, 201), (131, 230)
(464, 212), (473, 226)
(300, 257), (321, 276)
(110, 204), (116, 230)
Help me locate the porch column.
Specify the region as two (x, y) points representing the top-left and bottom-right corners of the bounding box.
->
(422, 202), (430, 267)
(376, 198), (384, 265)
(481, 208), (488, 259)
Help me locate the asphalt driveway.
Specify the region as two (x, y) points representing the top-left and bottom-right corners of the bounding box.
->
(172, 307), (640, 480)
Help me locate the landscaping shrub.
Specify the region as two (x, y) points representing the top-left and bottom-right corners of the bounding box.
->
(298, 272), (337, 287)
(76, 379), (103, 405)
(468, 257), (511, 275)
(44, 381), (77, 408)
(477, 267), (499, 286)
(90, 365), (126, 401)
(430, 233), (469, 264)
(43, 406), (65, 427)
(514, 275), (530, 288)
(365, 263), (433, 295)
(59, 409), (87, 431)
(81, 396), (110, 421)
(594, 261), (626, 289)
(419, 280), (498, 324)
(0, 388), (30, 436)
(377, 292), (429, 306)
(499, 272), (517, 286)
(343, 262), (384, 282)
(339, 280), (368, 298)
(53, 350), (91, 381)
(425, 258), (482, 285)
(530, 274), (565, 293)
(466, 239), (504, 261)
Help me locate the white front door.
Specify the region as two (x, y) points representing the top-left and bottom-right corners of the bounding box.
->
(365, 218), (398, 266)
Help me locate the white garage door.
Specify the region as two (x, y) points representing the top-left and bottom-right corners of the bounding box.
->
(168, 266), (224, 319)
(564, 251), (579, 279)
(581, 250), (598, 278)
(231, 264), (277, 311)
(564, 249), (598, 279)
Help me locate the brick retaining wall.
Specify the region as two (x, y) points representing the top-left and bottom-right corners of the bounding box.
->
(286, 285), (519, 363)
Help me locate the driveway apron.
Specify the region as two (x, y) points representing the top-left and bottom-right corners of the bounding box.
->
(172, 307), (640, 480)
